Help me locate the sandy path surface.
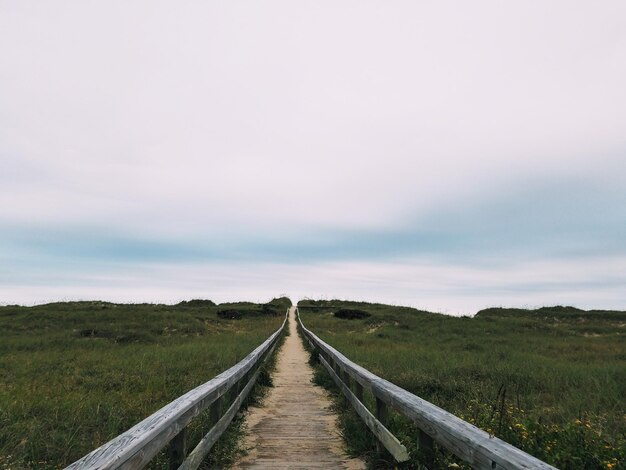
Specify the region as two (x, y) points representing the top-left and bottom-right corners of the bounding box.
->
(231, 307), (365, 469)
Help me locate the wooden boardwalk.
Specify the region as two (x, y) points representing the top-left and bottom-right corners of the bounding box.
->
(232, 307), (365, 469)
(67, 306), (555, 470)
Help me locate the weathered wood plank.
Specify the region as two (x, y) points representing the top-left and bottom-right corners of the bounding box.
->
(66, 311), (288, 470)
(297, 309), (556, 470)
(232, 307), (365, 469)
(318, 355), (410, 463)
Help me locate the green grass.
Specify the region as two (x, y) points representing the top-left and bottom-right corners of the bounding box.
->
(0, 297), (291, 469)
(298, 300), (626, 469)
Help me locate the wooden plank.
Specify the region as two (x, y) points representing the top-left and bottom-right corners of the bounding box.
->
(66, 310), (288, 470)
(297, 312), (556, 470)
(318, 355), (410, 463)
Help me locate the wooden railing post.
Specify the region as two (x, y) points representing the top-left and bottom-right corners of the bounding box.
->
(343, 370), (351, 390)
(375, 397), (389, 454)
(355, 382), (364, 403)
(229, 377), (241, 406)
(418, 429), (435, 468)
(210, 396), (223, 426)
(168, 428), (187, 469)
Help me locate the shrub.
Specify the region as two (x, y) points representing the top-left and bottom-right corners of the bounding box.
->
(334, 309), (370, 320)
(176, 299), (216, 307)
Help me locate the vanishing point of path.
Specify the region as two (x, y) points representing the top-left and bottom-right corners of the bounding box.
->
(232, 307), (365, 469)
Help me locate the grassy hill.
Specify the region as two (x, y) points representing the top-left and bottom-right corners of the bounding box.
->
(0, 298), (290, 469)
(298, 300), (625, 469)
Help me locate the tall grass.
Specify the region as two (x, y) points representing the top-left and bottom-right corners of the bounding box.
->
(0, 298), (290, 469)
(299, 300), (625, 469)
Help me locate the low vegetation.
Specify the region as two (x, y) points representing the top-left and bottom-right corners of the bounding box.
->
(0, 297), (291, 469)
(298, 300), (625, 469)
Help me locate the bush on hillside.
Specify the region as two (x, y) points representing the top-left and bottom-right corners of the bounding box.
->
(176, 299), (216, 307)
(334, 309), (370, 320)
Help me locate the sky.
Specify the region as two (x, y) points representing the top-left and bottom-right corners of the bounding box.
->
(1, 1), (625, 314)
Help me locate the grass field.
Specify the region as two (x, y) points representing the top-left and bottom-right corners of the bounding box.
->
(0, 297), (290, 469)
(298, 300), (626, 469)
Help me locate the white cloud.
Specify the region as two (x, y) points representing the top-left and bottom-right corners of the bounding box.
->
(1, 1), (625, 308)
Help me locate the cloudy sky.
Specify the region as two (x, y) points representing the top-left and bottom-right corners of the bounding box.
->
(1, 1), (625, 314)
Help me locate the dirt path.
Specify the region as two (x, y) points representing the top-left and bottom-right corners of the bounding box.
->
(231, 307), (365, 469)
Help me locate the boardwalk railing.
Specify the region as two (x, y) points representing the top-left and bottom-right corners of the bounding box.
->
(67, 310), (289, 470)
(297, 308), (556, 470)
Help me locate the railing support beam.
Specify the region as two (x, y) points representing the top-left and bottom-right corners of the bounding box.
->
(418, 429), (435, 468)
(210, 396), (223, 426)
(168, 429), (187, 470)
(355, 382), (364, 402)
(375, 397), (389, 455)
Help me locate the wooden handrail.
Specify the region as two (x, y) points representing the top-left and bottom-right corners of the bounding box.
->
(297, 308), (556, 470)
(66, 310), (289, 470)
